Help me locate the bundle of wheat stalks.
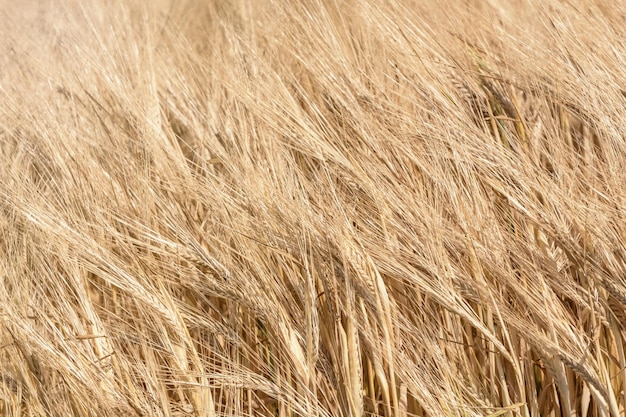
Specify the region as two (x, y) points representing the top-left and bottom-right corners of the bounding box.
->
(1, 0), (626, 416)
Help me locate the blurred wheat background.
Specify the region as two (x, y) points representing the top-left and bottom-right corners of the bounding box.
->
(1, 0), (626, 416)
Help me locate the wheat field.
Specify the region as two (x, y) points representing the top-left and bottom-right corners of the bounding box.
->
(1, 0), (626, 416)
